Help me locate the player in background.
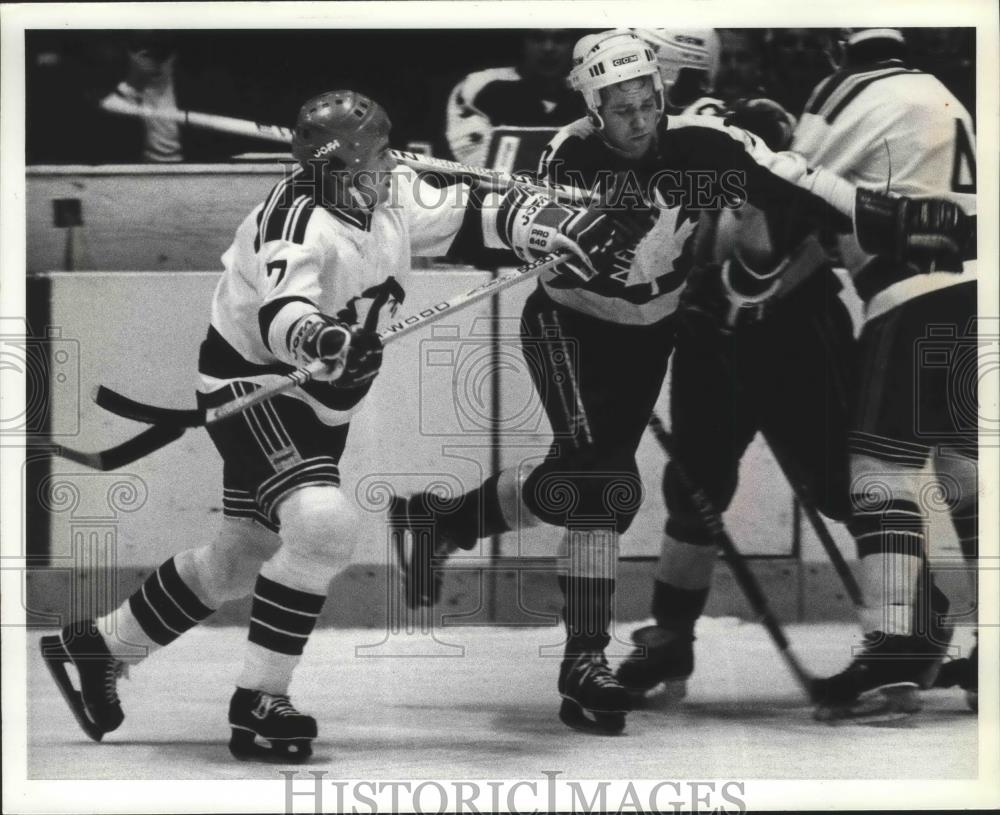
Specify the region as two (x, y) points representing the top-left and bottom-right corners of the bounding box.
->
(713, 29), (769, 109)
(790, 28), (978, 718)
(390, 29), (973, 734)
(445, 29), (584, 169)
(40, 89), (647, 761)
(611, 29), (856, 704)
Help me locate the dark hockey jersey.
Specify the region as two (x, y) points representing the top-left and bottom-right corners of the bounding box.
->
(446, 67), (585, 168)
(536, 115), (853, 325)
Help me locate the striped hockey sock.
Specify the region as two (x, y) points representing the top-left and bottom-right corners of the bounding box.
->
(99, 556), (214, 663)
(849, 498), (925, 635)
(238, 575), (325, 695)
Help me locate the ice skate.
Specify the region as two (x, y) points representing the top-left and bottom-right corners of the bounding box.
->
(389, 492), (474, 608)
(934, 642), (978, 712)
(40, 621), (127, 742)
(558, 651), (631, 735)
(616, 625), (694, 705)
(812, 632), (943, 723)
(228, 688), (317, 763)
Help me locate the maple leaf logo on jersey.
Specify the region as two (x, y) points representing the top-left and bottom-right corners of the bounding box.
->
(546, 204), (699, 305)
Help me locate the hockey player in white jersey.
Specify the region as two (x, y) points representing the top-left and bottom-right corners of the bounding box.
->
(389, 30), (974, 735)
(39, 89), (649, 761)
(789, 29), (979, 718)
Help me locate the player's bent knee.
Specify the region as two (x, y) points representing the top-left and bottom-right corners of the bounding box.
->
(275, 485), (359, 567)
(932, 448), (978, 511)
(175, 519), (281, 605)
(523, 460), (644, 533)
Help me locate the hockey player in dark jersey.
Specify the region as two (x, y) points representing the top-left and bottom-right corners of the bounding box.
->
(39, 89), (648, 760)
(612, 29), (859, 704)
(390, 29), (974, 734)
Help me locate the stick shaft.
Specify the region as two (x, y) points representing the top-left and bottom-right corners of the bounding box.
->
(97, 95), (594, 204)
(763, 433), (866, 609)
(208, 252), (567, 424)
(647, 412), (817, 697)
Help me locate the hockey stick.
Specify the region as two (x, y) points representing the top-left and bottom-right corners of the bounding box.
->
(28, 424), (187, 472)
(57, 251), (571, 469)
(97, 93), (595, 205)
(647, 411), (819, 701)
(762, 433), (866, 610)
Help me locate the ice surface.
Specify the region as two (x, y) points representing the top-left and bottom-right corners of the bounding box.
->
(27, 618), (977, 781)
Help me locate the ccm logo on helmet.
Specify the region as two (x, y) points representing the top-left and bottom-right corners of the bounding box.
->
(612, 54), (639, 67)
(313, 139), (342, 157)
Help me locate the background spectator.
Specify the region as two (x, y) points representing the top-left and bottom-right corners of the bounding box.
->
(714, 29), (768, 105)
(444, 29), (585, 171)
(764, 28), (836, 116)
(24, 28), (974, 165)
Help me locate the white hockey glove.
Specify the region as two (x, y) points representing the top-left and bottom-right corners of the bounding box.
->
(500, 187), (657, 281)
(290, 314), (384, 387)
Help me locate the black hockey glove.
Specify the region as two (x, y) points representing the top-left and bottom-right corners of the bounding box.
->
(502, 186), (658, 281)
(854, 189), (974, 267)
(299, 317), (383, 387)
(727, 97), (796, 151)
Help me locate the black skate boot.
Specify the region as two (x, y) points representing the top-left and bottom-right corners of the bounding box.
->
(812, 631), (945, 722)
(40, 621), (127, 742)
(935, 641), (978, 712)
(616, 625), (694, 705)
(389, 492), (475, 608)
(228, 687), (317, 763)
(558, 651), (632, 735)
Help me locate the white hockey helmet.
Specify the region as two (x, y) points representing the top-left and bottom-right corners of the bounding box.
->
(634, 28), (721, 94)
(569, 29), (664, 124)
(832, 28), (906, 66)
(841, 28), (905, 47)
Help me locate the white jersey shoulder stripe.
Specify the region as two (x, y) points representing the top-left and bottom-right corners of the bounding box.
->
(453, 66), (522, 110)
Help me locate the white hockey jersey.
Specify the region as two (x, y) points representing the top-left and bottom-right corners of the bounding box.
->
(199, 166), (497, 425)
(793, 61), (977, 321)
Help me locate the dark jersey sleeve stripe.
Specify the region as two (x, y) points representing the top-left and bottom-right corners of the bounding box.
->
(258, 295), (318, 352)
(824, 69), (919, 124)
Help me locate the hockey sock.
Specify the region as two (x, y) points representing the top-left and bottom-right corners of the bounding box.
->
(652, 534), (716, 631)
(559, 529), (618, 655)
(650, 580), (709, 634)
(98, 556), (214, 664)
(238, 573), (326, 696)
(849, 498), (925, 635)
(950, 497), (977, 564)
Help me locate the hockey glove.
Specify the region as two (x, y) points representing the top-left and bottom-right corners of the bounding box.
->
(294, 315), (383, 387)
(727, 97), (796, 152)
(501, 187), (657, 281)
(854, 189), (973, 267)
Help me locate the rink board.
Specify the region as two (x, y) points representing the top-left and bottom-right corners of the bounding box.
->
(23, 266), (967, 626)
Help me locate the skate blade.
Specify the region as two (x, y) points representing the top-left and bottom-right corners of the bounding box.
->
(40, 635), (107, 743)
(631, 678), (688, 710)
(229, 726), (313, 764)
(558, 697), (627, 735)
(814, 682), (922, 725)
